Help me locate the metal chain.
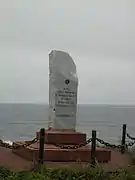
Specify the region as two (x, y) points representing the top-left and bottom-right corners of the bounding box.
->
(55, 136), (135, 150)
(126, 133), (135, 141)
(1, 132), (134, 151)
(126, 140), (135, 147)
(0, 137), (38, 149)
(125, 132), (135, 147)
(96, 137), (135, 150)
(96, 138), (123, 151)
(55, 138), (92, 149)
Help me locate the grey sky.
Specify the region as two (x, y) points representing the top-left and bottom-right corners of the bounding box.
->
(0, 0), (135, 104)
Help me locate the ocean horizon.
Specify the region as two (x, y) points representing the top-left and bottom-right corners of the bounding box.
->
(0, 103), (135, 144)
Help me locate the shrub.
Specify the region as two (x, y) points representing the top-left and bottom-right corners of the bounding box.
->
(0, 166), (135, 180)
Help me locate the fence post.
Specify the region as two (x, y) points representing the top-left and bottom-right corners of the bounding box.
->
(91, 130), (96, 167)
(121, 124), (127, 154)
(38, 128), (45, 165)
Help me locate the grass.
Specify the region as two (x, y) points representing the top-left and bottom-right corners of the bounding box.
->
(1, 166), (135, 180)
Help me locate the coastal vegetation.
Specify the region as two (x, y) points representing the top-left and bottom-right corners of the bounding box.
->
(1, 166), (135, 180)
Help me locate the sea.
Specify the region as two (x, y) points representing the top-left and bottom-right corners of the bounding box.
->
(0, 103), (135, 144)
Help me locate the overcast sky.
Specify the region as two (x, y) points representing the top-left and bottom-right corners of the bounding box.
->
(0, 0), (135, 104)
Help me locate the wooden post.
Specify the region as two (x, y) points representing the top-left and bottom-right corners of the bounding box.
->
(121, 124), (127, 154)
(91, 130), (96, 167)
(38, 128), (45, 165)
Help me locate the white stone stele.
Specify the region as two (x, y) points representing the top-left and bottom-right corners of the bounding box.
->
(48, 50), (78, 131)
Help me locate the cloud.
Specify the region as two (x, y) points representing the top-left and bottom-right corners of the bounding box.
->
(0, 0), (135, 103)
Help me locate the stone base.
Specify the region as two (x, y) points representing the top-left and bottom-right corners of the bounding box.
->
(36, 130), (86, 145)
(12, 141), (111, 163)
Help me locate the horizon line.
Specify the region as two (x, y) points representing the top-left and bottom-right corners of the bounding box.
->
(0, 102), (135, 106)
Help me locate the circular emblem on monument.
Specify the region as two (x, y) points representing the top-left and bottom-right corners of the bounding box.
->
(65, 79), (70, 85)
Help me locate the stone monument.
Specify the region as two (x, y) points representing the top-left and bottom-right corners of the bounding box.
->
(12, 50), (111, 163)
(48, 50), (78, 131)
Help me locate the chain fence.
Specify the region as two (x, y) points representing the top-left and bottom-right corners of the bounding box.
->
(0, 137), (38, 149)
(1, 127), (135, 171)
(54, 131), (135, 152)
(126, 132), (135, 147)
(55, 138), (92, 149)
(0, 130), (135, 153)
(95, 132), (135, 151)
(95, 133), (135, 151)
(126, 132), (135, 141)
(96, 138), (123, 151)
(55, 137), (123, 151)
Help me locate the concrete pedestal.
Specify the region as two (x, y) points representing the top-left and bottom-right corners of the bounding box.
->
(12, 142), (111, 162)
(12, 130), (111, 163)
(36, 130), (86, 145)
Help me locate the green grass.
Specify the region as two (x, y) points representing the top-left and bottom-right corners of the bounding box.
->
(1, 166), (135, 180)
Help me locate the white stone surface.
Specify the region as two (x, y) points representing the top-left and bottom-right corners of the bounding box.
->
(48, 50), (78, 130)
